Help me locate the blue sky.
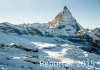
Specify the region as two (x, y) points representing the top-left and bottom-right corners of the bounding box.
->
(0, 0), (100, 28)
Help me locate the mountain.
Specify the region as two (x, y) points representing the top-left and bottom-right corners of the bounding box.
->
(48, 6), (83, 36)
(0, 6), (100, 70)
(50, 6), (82, 30)
(0, 6), (99, 40)
(0, 6), (99, 45)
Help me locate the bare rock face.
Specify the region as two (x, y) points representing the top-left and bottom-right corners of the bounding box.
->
(50, 11), (64, 28)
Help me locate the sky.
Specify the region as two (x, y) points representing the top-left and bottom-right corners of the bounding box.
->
(0, 0), (100, 28)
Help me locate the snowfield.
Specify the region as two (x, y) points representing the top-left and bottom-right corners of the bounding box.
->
(0, 33), (100, 70)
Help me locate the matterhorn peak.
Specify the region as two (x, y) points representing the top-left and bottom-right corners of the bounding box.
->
(49, 6), (82, 36)
(50, 6), (76, 28)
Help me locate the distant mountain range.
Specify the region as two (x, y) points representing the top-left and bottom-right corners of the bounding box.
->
(0, 6), (99, 40)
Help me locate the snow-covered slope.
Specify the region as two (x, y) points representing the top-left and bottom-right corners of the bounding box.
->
(0, 37), (100, 70)
(0, 33), (39, 50)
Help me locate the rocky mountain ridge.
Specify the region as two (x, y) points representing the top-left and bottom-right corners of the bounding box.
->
(0, 6), (99, 41)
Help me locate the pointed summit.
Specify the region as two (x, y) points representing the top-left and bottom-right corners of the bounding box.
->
(50, 6), (73, 28)
(49, 6), (82, 36)
(64, 5), (68, 10)
(63, 5), (72, 16)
